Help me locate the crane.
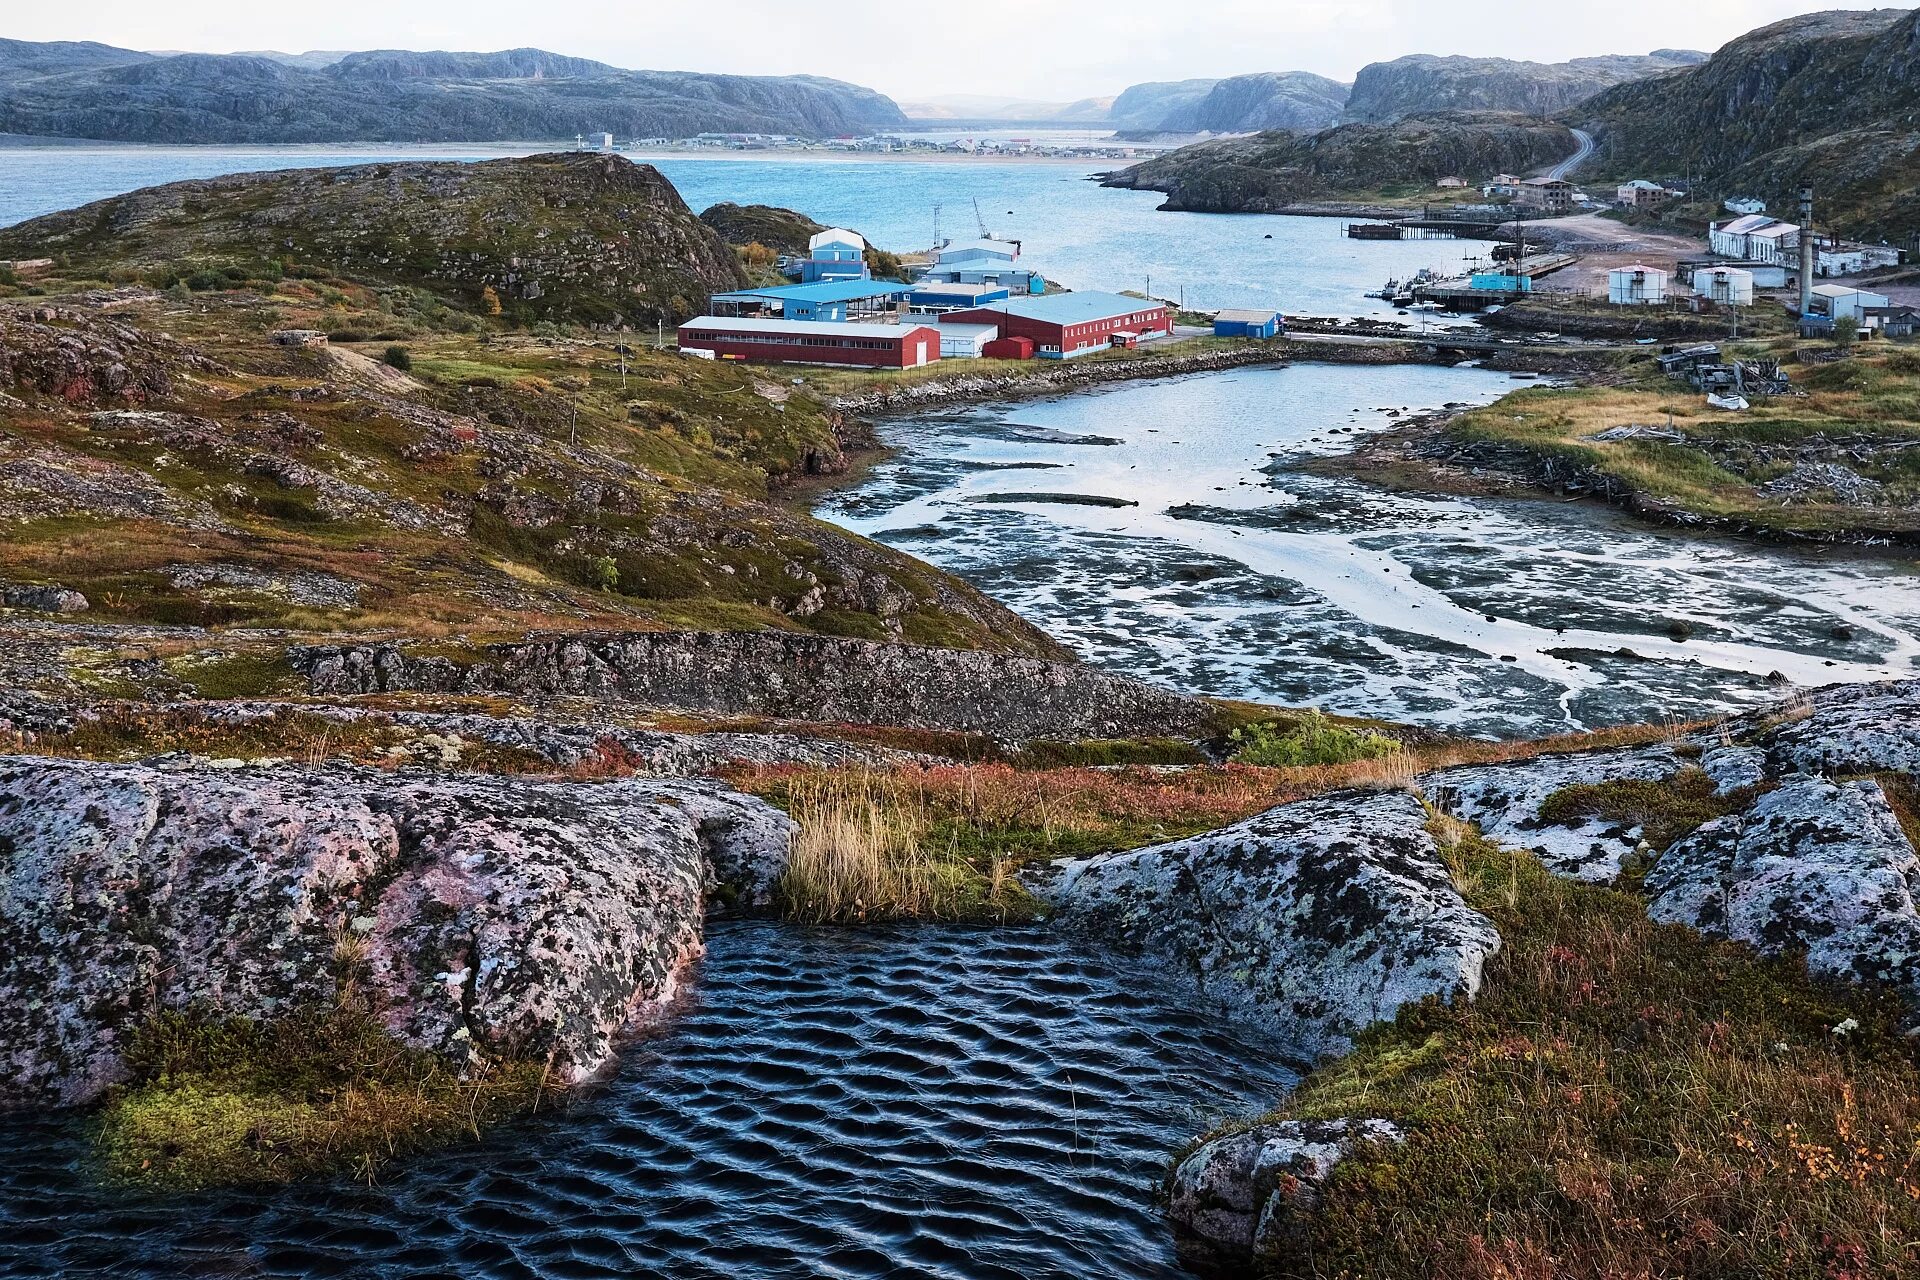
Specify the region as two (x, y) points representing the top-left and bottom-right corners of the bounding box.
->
(973, 197), (992, 241)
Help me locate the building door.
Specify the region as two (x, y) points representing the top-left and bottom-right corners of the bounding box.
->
(914, 340), (927, 367)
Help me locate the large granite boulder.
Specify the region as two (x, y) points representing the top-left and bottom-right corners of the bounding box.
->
(1646, 775), (1920, 1007)
(1168, 1118), (1403, 1260)
(0, 756), (793, 1109)
(1753, 679), (1920, 777)
(1037, 789), (1500, 1058)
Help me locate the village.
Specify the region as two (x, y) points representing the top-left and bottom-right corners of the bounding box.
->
(675, 225), (1283, 368)
(1348, 176), (1916, 341)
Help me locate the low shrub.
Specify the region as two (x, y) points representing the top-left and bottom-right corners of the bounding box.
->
(1228, 710), (1404, 767)
(381, 346), (412, 371)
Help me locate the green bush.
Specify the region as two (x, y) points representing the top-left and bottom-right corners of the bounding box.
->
(381, 346), (413, 372)
(184, 269), (226, 292)
(588, 554), (620, 591)
(1227, 710), (1404, 767)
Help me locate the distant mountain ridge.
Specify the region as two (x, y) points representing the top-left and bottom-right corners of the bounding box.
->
(1573, 7), (1920, 238)
(1342, 50), (1706, 123)
(1101, 112), (1576, 212)
(1157, 73), (1349, 133)
(0, 38), (907, 142)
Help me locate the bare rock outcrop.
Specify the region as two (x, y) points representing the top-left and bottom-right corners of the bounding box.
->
(1036, 789), (1500, 1058)
(295, 631), (1213, 741)
(0, 756), (793, 1109)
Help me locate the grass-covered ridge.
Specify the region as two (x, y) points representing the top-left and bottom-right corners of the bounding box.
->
(1441, 342), (1920, 537)
(1232, 818), (1920, 1278)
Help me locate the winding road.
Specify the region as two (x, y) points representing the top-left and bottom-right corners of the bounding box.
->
(1549, 129), (1596, 181)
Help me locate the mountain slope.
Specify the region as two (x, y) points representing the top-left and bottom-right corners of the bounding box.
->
(1574, 8), (1920, 236)
(0, 153), (745, 326)
(1102, 112), (1576, 211)
(1158, 72), (1349, 133)
(1108, 79), (1222, 130)
(0, 39), (907, 142)
(1343, 50), (1706, 123)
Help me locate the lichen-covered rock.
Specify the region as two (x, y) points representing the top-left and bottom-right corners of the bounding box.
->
(0, 756), (792, 1109)
(1426, 746), (1684, 882)
(1168, 1118), (1403, 1259)
(1753, 679), (1920, 777)
(1037, 789), (1499, 1057)
(1646, 775), (1920, 1006)
(0, 583), (88, 613)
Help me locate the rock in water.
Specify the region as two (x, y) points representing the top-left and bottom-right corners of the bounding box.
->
(1037, 789), (1499, 1058)
(1168, 1118), (1403, 1258)
(1647, 775), (1920, 1006)
(0, 756), (793, 1109)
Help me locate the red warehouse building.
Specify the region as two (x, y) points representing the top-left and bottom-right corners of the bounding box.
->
(677, 316), (942, 368)
(943, 292), (1172, 359)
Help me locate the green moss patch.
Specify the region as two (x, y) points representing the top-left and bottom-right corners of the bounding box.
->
(1537, 766), (1749, 855)
(98, 1004), (552, 1189)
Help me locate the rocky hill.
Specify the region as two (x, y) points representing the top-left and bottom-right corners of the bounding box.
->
(1574, 8), (1920, 238)
(1156, 72), (1349, 134)
(698, 203), (907, 279)
(0, 153), (744, 328)
(1342, 50), (1705, 123)
(0, 39), (907, 143)
(1108, 79), (1224, 130)
(1102, 112), (1576, 212)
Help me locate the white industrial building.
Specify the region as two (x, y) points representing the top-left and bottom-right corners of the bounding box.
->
(1709, 214), (1801, 265)
(935, 322), (999, 359)
(1724, 196), (1767, 215)
(1808, 284), (1893, 327)
(1693, 266), (1756, 306)
(1814, 240), (1905, 277)
(1607, 264), (1670, 305)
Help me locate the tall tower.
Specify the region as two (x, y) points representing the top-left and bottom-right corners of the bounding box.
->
(1798, 184), (1815, 320)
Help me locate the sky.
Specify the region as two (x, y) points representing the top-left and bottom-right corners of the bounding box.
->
(9, 0), (1901, 102)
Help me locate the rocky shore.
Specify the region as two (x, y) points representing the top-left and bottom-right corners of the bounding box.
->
(827, 346), (1291, 414)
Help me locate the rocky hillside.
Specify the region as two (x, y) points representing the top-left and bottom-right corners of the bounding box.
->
(1343, 50), (1705, 123)
(1155, 72), (1349, 134)
(0, 39), (907, 143)
(0, 153), (743, 328)
(698, 203), (907, 279)
(1108, 79), (1224, 130)
(1575, 8), (1920, 237)
(1102, 112), (1576, 212)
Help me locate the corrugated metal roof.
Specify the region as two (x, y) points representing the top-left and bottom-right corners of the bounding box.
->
(937, 239), (1019, 261)
(809, 228), (865, 251)
(957, 292), (1165, 325)
(679, 316), (936, 340)
(710, 280), (914, 305)
(1215, 308), (1281, 323)
(1719, 214), (1781, 236)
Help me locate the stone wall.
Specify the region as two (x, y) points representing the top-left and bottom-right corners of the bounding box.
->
(294, 631), (1213, 741)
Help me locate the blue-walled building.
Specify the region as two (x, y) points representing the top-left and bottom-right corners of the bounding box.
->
(797, 228), (871, 283)
(918, 261), (1045, 296)
(1213, 308), (1285, 338)
(709, 280), (914, 323)
(907, 282), (1011, 313)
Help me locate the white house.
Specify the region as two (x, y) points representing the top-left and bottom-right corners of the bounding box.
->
(1724, 196), (1767, 216)
(1607, 264), (1670, 305)
(1709, 215), (1801, 265)
(1808, 283), (1893, 328)
(1693, 267), (1756, 306)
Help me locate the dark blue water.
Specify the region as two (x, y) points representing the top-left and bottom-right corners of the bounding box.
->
(0, 922), (1296, 1279)
(0, 146), (1492, 319)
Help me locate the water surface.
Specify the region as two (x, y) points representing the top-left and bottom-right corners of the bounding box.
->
(821, 363), (1920, 735)
(0, 922), (1295, 1280)
(0, 146), (1489, 320)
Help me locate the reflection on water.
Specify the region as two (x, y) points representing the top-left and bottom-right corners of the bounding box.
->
(0, 922), (1296, 1280)
(821, 364), (1920, 736)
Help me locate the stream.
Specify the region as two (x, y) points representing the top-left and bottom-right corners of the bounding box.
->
(0, 922), (1296, 1280)
(818, 362), (1920, 737)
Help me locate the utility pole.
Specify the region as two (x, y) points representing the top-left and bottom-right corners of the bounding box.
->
(569, 402), (579, 447)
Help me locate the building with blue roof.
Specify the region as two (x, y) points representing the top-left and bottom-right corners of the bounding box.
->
(708, 279), (914, 323)
(916, 260), (1046, 296)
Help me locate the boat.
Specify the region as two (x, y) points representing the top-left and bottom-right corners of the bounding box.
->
(1706, 392), (1750, 411)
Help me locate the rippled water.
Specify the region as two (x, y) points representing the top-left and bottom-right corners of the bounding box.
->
(821, 363), (1920, 736)
(0, 146), (1490, 319)
(0, 922), (1296, 1279)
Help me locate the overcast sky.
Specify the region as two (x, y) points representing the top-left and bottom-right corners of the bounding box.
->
(11, 1), (1898, 101)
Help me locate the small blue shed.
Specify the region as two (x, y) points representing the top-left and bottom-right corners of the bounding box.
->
(1213, 308), (1285, 339)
